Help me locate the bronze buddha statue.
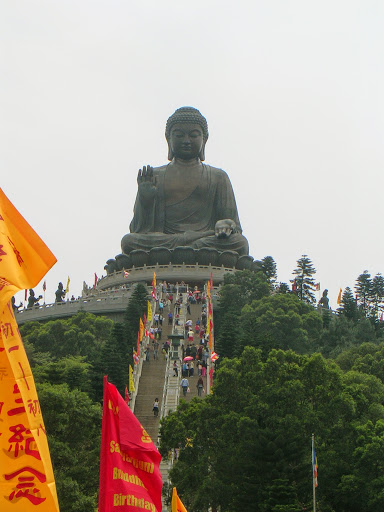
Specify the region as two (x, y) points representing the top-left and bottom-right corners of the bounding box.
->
(121, 107), (249, 257)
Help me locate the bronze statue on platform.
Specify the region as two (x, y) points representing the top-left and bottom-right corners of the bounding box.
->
(106, 107), (251, 273)
(318, 289), (329, 309)
(55, 282), (65, 303)
(27, 289), (42, 308)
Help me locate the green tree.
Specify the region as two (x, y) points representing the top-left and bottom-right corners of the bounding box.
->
(215, 270), (270, 358)
(95, 322), (128, 396)
(238, 293), (323, 355)
(258, 255), (278, 284)
(262, 479), (300, 512)
(32, 355), (92, 394)
(37, 383), (102, 512)
(292, 255), (317, 305)
(277, 282), (290, 294)
(20, 311), (113, 362)
(355, 271), (372, 318)
(371, 274), (384, 324)
(338, 286), (358, 321)
(161, 346), (384, 512)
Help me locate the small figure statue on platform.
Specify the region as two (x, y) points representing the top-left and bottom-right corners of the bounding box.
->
(11, 296), (23, 312)
(27, 289), (42, 308)
(318, 289), (329, 309)
(55, 282), (66, 303)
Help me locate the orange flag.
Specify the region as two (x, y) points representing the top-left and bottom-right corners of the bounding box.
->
(0, 188), (59, 511)
(337, 288), (342, 305)
(172, 487), (188, 512)
(139, 318), (144, 342)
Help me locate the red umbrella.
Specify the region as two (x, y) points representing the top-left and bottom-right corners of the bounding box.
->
(183, 356), (194, 361)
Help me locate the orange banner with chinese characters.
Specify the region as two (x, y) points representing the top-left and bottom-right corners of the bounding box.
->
(0, 188), (59, 511)
(98, 377), (162, 512)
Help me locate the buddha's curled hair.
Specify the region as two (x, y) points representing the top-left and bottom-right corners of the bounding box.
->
(165, 107), (209, 141)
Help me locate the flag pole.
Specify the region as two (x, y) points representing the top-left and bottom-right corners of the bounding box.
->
(312, 433), (316, 512)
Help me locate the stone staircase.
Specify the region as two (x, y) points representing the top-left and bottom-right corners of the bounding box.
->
(181, 301), (209, 403)
(132, 355), (167, 444)
(133, 301), (174, 444)
(132, 292), (210, 510)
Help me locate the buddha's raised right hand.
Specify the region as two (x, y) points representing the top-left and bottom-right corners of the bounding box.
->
(137, 165), (157, 202)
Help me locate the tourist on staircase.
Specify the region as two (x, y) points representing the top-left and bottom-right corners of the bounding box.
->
(196, 376), (204, 397)
(180, 377), (189, 397)
(153, 398), (159, 417)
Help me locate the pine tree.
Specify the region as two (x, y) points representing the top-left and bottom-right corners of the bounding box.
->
(371, 274), (384, 323)
(98, 323), (127, 395)
(277, 282), (290, 294)
(259, 256), (278, 284)
(355, 271), (372, 318)
(292, 255), (317, 305)
(338, 286), (358, 321)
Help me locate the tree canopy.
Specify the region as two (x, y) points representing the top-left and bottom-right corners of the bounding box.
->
(161, 265), (384, 511)
(160, 346), (384, 512)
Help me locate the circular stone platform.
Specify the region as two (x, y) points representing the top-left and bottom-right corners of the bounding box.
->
(97, 262), (240, 292)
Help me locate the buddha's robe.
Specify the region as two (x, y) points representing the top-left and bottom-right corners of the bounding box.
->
(121, 163), (249, 255)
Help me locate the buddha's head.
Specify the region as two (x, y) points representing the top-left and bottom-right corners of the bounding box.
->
(165, 107), (209, 161)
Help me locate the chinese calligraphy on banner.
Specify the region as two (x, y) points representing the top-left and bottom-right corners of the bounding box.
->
(0, 188), (59, 511)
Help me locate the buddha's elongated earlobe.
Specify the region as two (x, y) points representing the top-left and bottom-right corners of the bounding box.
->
(167, 143), (174, 161)
(199, 142), (206, 161)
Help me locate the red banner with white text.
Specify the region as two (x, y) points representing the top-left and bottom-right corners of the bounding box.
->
(98, 377), (162, 512)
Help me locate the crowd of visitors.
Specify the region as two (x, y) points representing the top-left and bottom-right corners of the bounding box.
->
(140, 281), (211, 418)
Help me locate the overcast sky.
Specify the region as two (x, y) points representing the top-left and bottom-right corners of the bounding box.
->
(1, 1), (383, 310)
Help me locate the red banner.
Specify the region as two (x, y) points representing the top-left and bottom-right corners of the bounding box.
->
(98, 377), (162, 512)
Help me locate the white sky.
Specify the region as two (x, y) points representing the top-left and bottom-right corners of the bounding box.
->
(1, 1), (383, 310)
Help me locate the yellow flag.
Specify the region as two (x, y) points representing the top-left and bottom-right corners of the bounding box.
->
(337, 288), (342, 305)
(65, 276), (70, 294)
(139, 318), (144, 342)
(0, 189), (60, 511)
(129, 365), (135, 393)
(152, 271), (156, 288)
(147, 301), (153, 321)
(172, 487), (188, 512)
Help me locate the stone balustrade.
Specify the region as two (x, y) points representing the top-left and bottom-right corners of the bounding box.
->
(15, 289), (134, 325)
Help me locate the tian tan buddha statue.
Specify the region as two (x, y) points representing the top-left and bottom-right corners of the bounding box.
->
(106, 107), (250, 273)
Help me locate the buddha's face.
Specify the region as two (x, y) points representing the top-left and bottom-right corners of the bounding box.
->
(169, 122), (204, 160)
